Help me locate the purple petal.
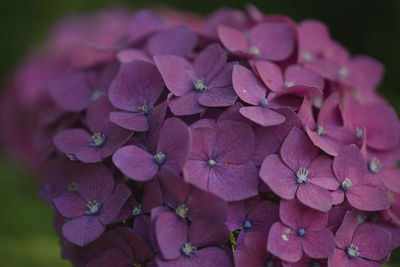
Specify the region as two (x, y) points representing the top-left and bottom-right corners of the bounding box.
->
(188, 126), (217, 160)
(232, 64), (266, 105)
(189, 218), (229, 247)
(347, 56), (384, 91)
(298, 20), (331, 56)
(53, 128), (92, 158)
(284, 64), (324, 90)
(62, 216), (105, 246)
(208, 61), (237, 88)
(158, 171), (191, 209)
(155, 211), (188, 260)
(168, 92), (205, 116)
(267, 222), (302, 263)
(116, 48), (152, 63)
(110, 112), (148, 132)
(256, 60), (284, 92)
(302, 229), (335, 259)
(252, 125), (281, 166)
(158, 118), (190, 175)
(53, 193), (87, 218)
(127, 10), (165, 43)
(308, 156), (339, 190)
(297, 182), (333, 212)
(109, 61), (164, 112)
(86, 95), (115, 133)
(113, 145), (158, 181)
(346, 184), (390, 211)
(191, 247), (233, 267)
(78, 164), (114, 203)
(260, 155), (297, 200)
(279, 199), (306, 230)
(187, 187), (228, 222)
(217, 25), (249, 56)
(247, 201), (279, 233)
(352, 223), (391, 261)
(249, 22), (295, 61)
(99, 183), (131, 225)
(333, 145), (366, 185)
(183, 160), (210, 191)
(147, 25), (197, 57)
(49, 71), (91, 112)
(208, 161), (258, 201)
(193, 43), (227, 83)
(215, 120), (254, 163)
(302, 207), (328, 231)
(199, 86), (237, 107)
(239, 106), (286, 127)
(154, 55), (195, 97)
(280, 127), (319, 171)
(334, 211), (361, 250)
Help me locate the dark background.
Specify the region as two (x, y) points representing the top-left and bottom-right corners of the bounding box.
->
(0, 0), (399, 266)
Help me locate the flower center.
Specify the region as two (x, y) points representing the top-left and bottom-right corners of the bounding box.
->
(249, 46), (260, 56)
(86, 200), (101, 215)
(347, 244), (360, 258)
(137, 104), (152, 115)
(266, 259), (274, 267)
(338, 66), (349, 79)
(297, 228), (306, 236)
(181, 242), (196, 257)
(67, 182), (78, 191)
(243, 220), (253, 229)
(175, 204), (189, 219)
(133, 261), (144, 267)
(208, 158), (217, 166)
(315, 124), (326, 136)
(284, 81), (294, 88)
(341, 178), (352, 191)
(368, 157), (381, 174)
(355, 127), (363, 139)
(89, 132), (106, 147)
(296, 168), (309, 184)
(194, 79), (208, 92)
(260, 98), (268, 108)
(154, 152), (166, 165)
(132, 204), (143, 217)
(302, 51), (314, 62)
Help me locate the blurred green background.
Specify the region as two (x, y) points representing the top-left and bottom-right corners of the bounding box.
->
(0, 0), (399, 266)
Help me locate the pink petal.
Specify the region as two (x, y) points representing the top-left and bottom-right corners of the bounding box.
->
(267, 222), (302, 263)
(232, 64), (266, 105)
(297, 182), (333, 212)
(256, 60), (284, 92)
(346, 184), (390, 211)
(284, 64), (324, 90)
(217, 25), (249, 56)
(302, 229), (335, 259)
(308, 156), (339, 190)
(333, 145), (366, 184)
(239, 106), (286, 127)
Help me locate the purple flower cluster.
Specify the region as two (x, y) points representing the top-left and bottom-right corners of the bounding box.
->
(2, 4), (400, 267)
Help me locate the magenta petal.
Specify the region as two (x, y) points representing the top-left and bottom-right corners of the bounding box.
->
(191, 247), (233, 267)
(281, 127), (319, 171)
(62, 216), (105, 246)
(334, 211), (362, 250)
(297, 183), (333, 212)
(252, 125), (281, 166)
(247, 201), (279, 233)
(298, 20), (330, 56)
(328, 249), (352, 267)
(347, 56), (384, 91)
(154, 55), (194, 97)
(155, 255), (188, 267)
(189, 218), (229, 247)
(53, 128), (92, 156)
(260, 155), (297, 200)
(249, 22), (295, 61)
(208, 61), (237, 88)
(267, 222), (302, 263)
(256, 60), (284, 92)
(199, 86), (237, 107)
(233, 64), (266, 105)
(168, 92), (205, 116)
(333, 145), (366, 184)
(331, 190), (345, 205)
(158, 171), (191, 208)
(308, 156), (339, 190)
(352, 223), (391, 261)
(147, 25), (197, 57)
(187, 187), (227, 222)
(99, 183), (131, 225)
(75, 148), (102, 163)
(240, 106), (286, 127)
(284, 64), (324, 90)
(110, 112), (148, 132)
(208, 161), (259, 201)
(215, 120), (254, 163)
(193, 43), (227, 82)
(279, 199), (305, 230)
(346, 184), (390, 211)
(217, 25), (249, 55)
(158, 118), (190, 175)
(49, 71), (91, 112)
(302, 207), (328, 231)
(53, 193), (87, 218)
(380, 167), (400, 193)
(189, 126), (216, 160)
(302, 229), (335, 259)
(155, 211), (188, 260)
(113, 145), (158, 181)
(127, 10), (164, 43)
(116, 48), (152, 63)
